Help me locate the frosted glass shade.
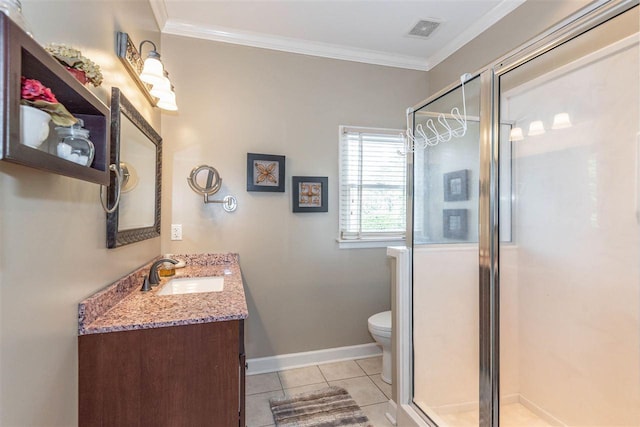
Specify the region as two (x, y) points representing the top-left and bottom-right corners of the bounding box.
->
(528, 120), (546, 136)
(552, 112), (572, 129)
(509, 127), (524, 141)
(139, 56), (164, 85)
(156, 90), (178, 111)
(150, 76), (172, 98)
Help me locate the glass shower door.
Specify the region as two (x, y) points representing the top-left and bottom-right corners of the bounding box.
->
(411, 76), (482, 426)
(497, 5), (640, 426)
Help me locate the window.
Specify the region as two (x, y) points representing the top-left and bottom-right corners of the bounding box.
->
(339, 126), (406, 247)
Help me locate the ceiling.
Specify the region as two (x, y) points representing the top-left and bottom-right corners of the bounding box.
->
(149, 0), (526, 71)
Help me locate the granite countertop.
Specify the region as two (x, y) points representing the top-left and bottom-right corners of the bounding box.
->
(78, 253), (248, 335)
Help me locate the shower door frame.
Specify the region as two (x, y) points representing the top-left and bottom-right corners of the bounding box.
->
(486, 1), (638, 427)
(402, 1), (639, 426)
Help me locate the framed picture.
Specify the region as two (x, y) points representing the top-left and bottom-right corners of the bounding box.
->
(292, 176), (328, 213)
(247, 153), (285, 192)
(443, 209), (468, 239)
(443, 169), (469, 201)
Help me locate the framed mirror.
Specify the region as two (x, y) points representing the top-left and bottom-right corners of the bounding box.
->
(106, 87), (161, 248)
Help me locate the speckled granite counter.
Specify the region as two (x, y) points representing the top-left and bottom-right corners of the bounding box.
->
(78, 253), (248, 335)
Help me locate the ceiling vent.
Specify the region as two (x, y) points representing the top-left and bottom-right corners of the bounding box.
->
(408, 19), (441, 38)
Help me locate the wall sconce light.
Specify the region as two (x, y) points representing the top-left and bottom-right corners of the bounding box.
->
(138, 40), (164, 85)
(115, 32), (178, 111)
(552, 112), (572, 129)
(509, 127), (524, 141)
(528, 120), (546, 136)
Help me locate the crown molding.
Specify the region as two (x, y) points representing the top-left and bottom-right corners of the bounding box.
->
(154, 0), (525, 71)
(162, 20), (430, 71)
(425, 0), (527, 69)
(149, 0), (168, 32)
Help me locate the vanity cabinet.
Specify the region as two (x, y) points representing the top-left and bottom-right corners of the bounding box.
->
(0, 13), (110, 184)
(79, 320), (246, 427)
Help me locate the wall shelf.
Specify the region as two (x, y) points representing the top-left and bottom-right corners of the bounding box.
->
(0, 13), (110, 185)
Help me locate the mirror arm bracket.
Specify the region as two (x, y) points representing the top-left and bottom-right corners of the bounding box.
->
(204, 194), (238, 212)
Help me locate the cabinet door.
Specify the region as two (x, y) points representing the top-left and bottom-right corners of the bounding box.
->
(79, 321), (240, 427)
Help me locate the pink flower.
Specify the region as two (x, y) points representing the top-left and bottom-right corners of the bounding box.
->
(20, 77), (57, 103)
(42, 87), (57, 103)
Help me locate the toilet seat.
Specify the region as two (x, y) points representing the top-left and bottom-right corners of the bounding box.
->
(368, 311), (391, 337)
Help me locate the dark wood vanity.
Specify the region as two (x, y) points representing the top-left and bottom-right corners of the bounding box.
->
(79, 320), (245, 427)
(77, 254), (248, 427)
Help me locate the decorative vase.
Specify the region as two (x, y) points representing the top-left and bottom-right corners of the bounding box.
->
(20, 105), (51, 148)
(65, 67), (87, 85)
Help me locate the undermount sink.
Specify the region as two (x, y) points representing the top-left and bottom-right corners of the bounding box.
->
(157, 276), (224, 296)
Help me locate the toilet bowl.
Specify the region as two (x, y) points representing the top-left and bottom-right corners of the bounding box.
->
(368, 310), (392, 384)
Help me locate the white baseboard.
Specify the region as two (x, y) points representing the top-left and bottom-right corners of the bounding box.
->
(246, 343), (382, 375)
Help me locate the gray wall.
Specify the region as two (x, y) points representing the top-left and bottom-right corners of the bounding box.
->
(427, 0), (592, 95)
(0, 0), (592, 424)
(160, 35), (428, 358)
(0, 1), (160, 425)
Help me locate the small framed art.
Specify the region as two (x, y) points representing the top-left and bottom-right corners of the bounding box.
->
(292, 176), (328, 213)
(443, 209), (468, 239)
(443, 169), (469, 201)
(247, 153), (285, 192)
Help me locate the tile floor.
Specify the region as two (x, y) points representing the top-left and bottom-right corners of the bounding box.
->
(246, 356), (394, 427)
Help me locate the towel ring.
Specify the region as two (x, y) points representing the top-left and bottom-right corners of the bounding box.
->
(100, 164), (123, 214)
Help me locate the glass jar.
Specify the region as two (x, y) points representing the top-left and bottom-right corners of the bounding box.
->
(0, 0), (32, 37)
(55, 119), (95, 167)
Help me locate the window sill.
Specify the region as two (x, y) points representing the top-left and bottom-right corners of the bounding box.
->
(337, 238), (406, 249)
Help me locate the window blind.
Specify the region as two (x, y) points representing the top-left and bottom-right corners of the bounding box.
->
(339, 126), (406, 241)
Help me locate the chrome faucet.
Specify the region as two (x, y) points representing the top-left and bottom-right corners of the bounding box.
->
(148, 258), (179, 285)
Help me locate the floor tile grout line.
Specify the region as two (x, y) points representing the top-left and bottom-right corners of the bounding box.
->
(355, 358), (372, 374)
(325, 373), (370, 383)
(368, 373), (390, 398)
(275, 370), (285, 392)
(318, 360), (370, 382)
(316, 363), (330, 383)
(245, 372), (284, 396)
(283, 380), (329, 392)
(360, 401), (389, 408)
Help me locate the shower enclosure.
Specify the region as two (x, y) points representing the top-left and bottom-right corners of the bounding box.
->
(404, 1), (640, 426)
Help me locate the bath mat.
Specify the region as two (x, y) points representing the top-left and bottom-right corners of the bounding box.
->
(269, 386), (372, 427)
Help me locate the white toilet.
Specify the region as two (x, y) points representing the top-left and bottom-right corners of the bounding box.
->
(368, 310), (392, 384)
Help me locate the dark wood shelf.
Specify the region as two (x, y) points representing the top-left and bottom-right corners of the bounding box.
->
(0, 13), (110, 185)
